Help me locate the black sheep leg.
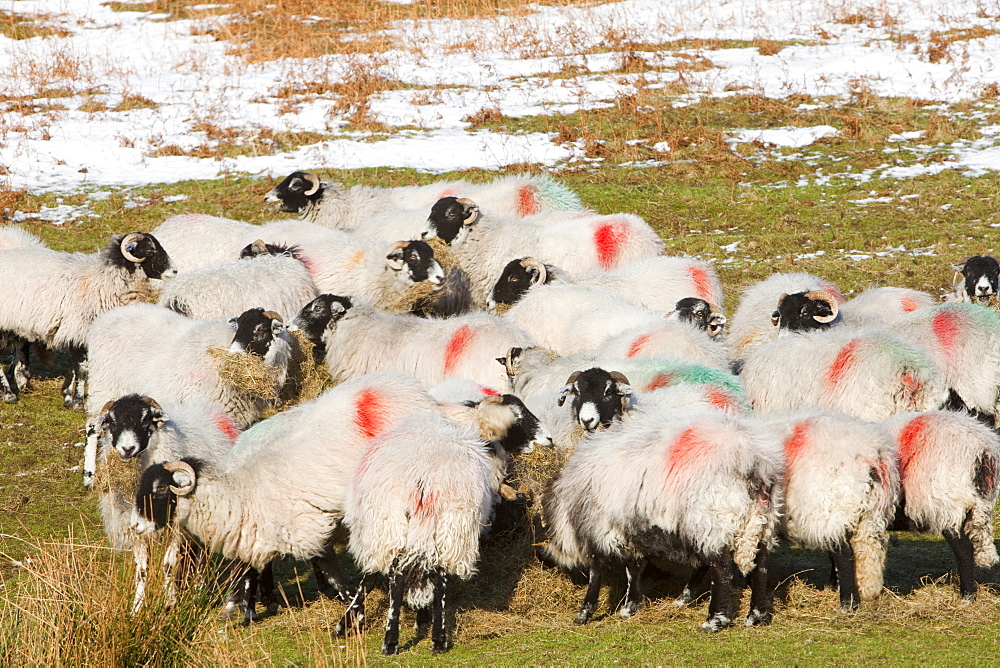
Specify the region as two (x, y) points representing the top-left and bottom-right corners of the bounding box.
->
(574, 557), (605, 625)
(430, 568), (449, 654)
(620, 558), (645, 617)
(336, 573), (376, 636)
(258, 561), (277, 614)
(675, 563), (709, 606)
(830, 541), (859, 612)
(746, 542), (773, 627)
(703, 550), (734, 633)
(382, 569), (405, 655)
(241, 567), (260, 626)
(312, 544), (352, 602)
(943, 526), (978, 600)
(61, 346), (87, 411)
(826, 553), (839, 591)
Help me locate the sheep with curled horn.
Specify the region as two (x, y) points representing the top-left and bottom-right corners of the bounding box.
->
(0, 231), (176, 410)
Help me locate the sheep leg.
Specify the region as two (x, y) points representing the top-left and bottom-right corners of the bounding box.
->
(619, 558), (645, 618)
(745, 542), (773, 627)
(825, 553), (839, 591)
(830, 541), (859, 612)
(241, 567), (260, 626)
(312, 547), (352, 602)
(414, 606), (432, 634)
(381, 569), (405, 655)
(12, 339), (30, 391)
(430, 567), (449, 654)
(61, 346), (87, 412)
(0, 345), (17, 403)
(131, 535), (151, 614)
(574, 557), (605, 625)
(702, 550), (734, 633)
(336, 573), (376, 636)
(674, 563), (709, 606)
(258, 561), (277, 613)
(942, 527), (978, 600)
(161, 532), (183, 611)
(82, 418), (100, 488)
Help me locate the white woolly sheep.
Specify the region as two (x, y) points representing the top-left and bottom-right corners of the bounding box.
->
(86, 304), (292, 427)
(542, 407), (783, 632)
(0, 232), (176, 409)
(882, 410), (1000, 599)
(0, 226), (47, 402)
(151, 213), (260, 272)
(264, 171), (584, 230)
(291, 294), (535, 389)
(339, 395), (549, 654)
(420, 197), (665, 308)
(597, 318), (730, 370)
(88, 395), (241, 611)
(838, 286), (935, 327)
(157, 250), (318, 321)
(489, 255), (723, 315)
(740, 326), (946, 421)
(762, 411), (899, 611)
(728, 272), (843, 361)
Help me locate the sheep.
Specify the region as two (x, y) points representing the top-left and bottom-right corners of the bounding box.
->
(502, 284), (668, 356)
(0, 232), (176, 410)
(740, 326), (945, 420)
(839, 287), (936, 327)
(950, 255), (1000, 305)
(420, 197), (665, 307)
(489, 255), (724, 316)
(338, 395), (550, 654)
(131, 373), (447, 624)
(541, 407), (784, 632)
(728, 272), (843, 361)
(0, 227), (50, 400)
(774, 293), (1000, 426)
(88, 395), (240, 611)
(151, 213), (260, 272)
(882, 410), (1000, 599)
(157, 248), (318, 321)
(264, 171), (584, 229)
(86, 305), (292, 427)
(762, 411), (899, 611)
(0, 224), (45, 251)
(597, 313), (731, 370)
(290, 294), (535, 389)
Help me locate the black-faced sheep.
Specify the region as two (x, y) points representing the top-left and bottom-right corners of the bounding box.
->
(0, 232), (176, 409)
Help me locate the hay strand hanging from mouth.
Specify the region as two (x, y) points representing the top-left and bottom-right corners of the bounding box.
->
(207, 347), (281, 402)
(279, 329), (334, 407)
(94, 452), (142, 497)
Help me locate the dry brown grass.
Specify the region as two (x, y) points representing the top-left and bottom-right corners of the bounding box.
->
(0, 11), (71, 40)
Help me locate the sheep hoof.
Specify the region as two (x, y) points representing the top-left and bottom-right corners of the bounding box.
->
(745, 608), (772, 627)
(2, 392), (17, 404)
(431, 641), (451, 654)
(381, 643), (398, 656)
(672, 593), (692, 607)
(218, 601), (241, 622)
(619, 601), (641, 618)
(573, 610), (593, 625)
(701, 614), (731, 633)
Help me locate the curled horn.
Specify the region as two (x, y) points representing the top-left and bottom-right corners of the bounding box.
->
(120, 232), (146, 263)
(609, 371), (631, 387)
(303, 172), (321, 196)
(557, 370), (582, 407)
(140, 396), (162, 411)
(262, 311), (283, 323)
(249, 239), (269, 255)
(456, 198), (480, 225)
(803, 289), (839, 323)
(100, 400), (115, 414)
(162, 460), (197, 496)
(520, 257), (547, 284)
(387, 240), (408, 253)
(479, 394), (504, 405)
(609, 370), (632, 413)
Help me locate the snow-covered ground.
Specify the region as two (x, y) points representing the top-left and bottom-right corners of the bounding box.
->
(0, 0), (999, 192)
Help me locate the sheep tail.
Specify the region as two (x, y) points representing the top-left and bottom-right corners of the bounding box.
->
(969, 451), (1000, 568)
(851, 458), (897, 600)
(733, 481), (776, 576)
(535, 174), (583, 212)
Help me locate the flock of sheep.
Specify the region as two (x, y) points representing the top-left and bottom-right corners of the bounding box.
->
(1, 170), (999, 654)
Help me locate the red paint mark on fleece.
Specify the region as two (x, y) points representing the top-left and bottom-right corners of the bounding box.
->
(705, 387), (734, 412)
(298, 252), (317, 277)
(480, 387), (500, 396)
(665, 427), (708, 480)
(436, 188), (456, 199)
(897, 414), (930, 479)
(825, 339), (859, 388)
(688, 264), (712, 302)
(594, 218), (630, 269)
(645, 373), (673, 392)
(932, 309), (961, 354)
(354, 388), (386, 440)
(626, 333), (652, 358)
(408, 487), (436, 519)
(900, 297), (919, 312)
(444, 325), (475, 376)
(517, 185), (539, 217)
(783, 421), (811, 467)
(214, 414), (242, 442)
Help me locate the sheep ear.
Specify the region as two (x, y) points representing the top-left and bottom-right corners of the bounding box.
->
(557, 371), (581, 406)
(163, 461), (197, 496)
(770, 309), (780, 327)
(100, 400), (115, 414)
(263, 311), (285, 335)
(496, 356), (507, 366)
(385, 241), (407, 271)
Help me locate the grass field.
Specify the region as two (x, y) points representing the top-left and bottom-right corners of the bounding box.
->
(3, 0), (1000, 664)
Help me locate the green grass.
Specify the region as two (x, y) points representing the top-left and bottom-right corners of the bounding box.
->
(4, 91), (1000, 663)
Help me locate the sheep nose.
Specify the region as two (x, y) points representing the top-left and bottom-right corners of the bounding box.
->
(581, 417), (597, 432)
